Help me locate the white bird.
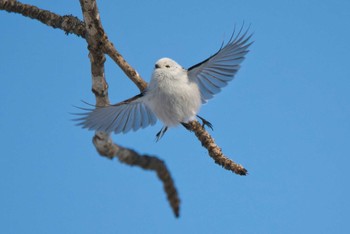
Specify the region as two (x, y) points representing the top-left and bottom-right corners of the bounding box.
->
(75, 26), (253, 140)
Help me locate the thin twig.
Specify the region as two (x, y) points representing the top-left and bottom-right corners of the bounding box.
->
(184, 121), (248, 175)
(101, 39), (147, 91)
(0, 0), (86, 37)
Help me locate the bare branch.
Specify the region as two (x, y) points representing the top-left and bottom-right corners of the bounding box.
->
(78, 0), (180, 217)
(102, 40), (148, 91)
(79, 0), (108, 106)
(0, 0), (86, 37)
(78, 0), (147, 91)
(0, 0), (147, 91)
(93, 132), (180, 217)
(184, 121), (248, 175)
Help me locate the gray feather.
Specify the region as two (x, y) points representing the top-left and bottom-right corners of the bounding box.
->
(188, 25), (253, 103)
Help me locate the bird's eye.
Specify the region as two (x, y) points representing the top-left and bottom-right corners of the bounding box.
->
(165, 65), (170, 68)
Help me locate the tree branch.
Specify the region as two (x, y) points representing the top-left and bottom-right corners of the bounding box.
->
(184, 121), (247, 175)
(78, 0), (180, 217)
(93, 132), (180, 217)
(0, 0), (147, 91)
(101, 39), (148, 91)
(0, 0), (86, 37)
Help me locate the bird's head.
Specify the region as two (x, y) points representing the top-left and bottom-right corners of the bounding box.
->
(154, 58), (184, 71)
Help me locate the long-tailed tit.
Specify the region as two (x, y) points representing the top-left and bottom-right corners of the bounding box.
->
(75, 26), (253, 140)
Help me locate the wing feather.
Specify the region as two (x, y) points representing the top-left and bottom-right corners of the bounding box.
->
(188, 25), (253, 103)
(74, 94), (157, 134)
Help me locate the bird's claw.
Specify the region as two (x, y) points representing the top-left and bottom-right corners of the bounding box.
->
(196, 115), (213, 130)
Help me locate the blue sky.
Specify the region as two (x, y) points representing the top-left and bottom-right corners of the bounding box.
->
(1, 0), (349, 233)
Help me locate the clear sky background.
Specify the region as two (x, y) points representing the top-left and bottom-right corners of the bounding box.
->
(1, 0), (349, 233)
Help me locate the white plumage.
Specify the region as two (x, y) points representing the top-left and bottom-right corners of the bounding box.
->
(145, 58), (201, 126)
(75, 26), (253, 139)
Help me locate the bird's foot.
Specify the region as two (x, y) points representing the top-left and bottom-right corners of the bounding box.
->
(155, 126), (168, 142)
(196, 115), (213, 130)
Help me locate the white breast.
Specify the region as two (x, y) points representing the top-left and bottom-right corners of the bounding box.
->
(144, 68), (201, 127)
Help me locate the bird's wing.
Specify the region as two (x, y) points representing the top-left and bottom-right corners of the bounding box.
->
(187, 26), (253, 103)
(74, 94), (157, 134)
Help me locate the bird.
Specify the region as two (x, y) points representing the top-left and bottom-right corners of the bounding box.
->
(75, 26), (253, 141)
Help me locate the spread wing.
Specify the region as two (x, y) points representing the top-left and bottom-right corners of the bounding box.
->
(188, 26), (253, 103)
(74, 94), (157, 134)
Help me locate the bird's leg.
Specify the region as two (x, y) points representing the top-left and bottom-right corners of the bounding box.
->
(156, 126), (168, 142)
(196, 115), (213, 130)
(181, 122), (191, 131)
